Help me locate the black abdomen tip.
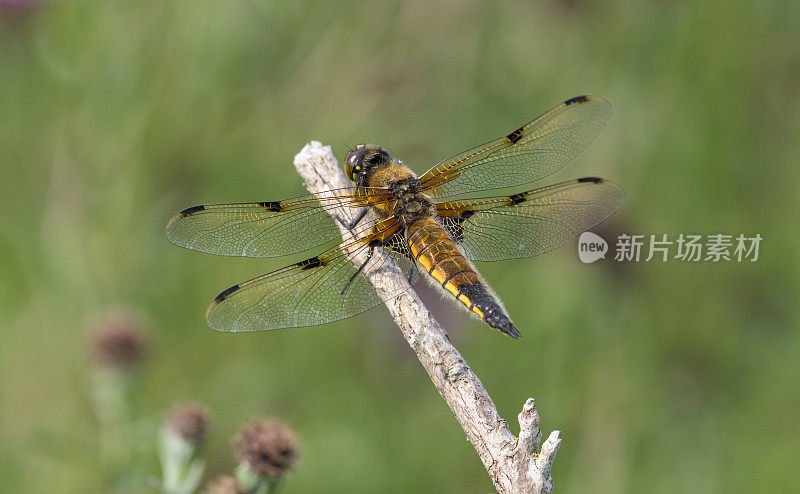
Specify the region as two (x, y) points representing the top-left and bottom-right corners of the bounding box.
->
(484, 309), (522, 338)
(214, 284), (240, 303)
(180, 205), (206, 216)
(495, 318), (521, 339)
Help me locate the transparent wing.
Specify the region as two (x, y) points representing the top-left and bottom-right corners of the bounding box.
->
(418, 96), (613, 198)
(205, 218), (420, 332)
(165, 187), (392, 258)
(436, 177), (626, 262)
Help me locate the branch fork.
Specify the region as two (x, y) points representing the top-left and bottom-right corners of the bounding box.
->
(293, 141), (561, 493)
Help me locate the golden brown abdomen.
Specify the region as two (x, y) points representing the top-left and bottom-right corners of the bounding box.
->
(406, 217), (520, 338)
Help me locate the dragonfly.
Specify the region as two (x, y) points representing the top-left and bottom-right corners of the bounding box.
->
(166, 95), (626, 338)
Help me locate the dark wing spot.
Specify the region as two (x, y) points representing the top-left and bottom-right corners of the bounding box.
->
(258, 201), (283, 212)
(506, 126), (524, 144)
(509, 193), (526, 205)
(214, 284), (240, 303)
(379, 231), (413, 257)
(443, 211), (475, 243)
(297, 256), (324, 270)
(180, 205), (206, 216)
(564, 95), (588, 106)
(577, 176), (602, 183)
(448, 223), (465, 243)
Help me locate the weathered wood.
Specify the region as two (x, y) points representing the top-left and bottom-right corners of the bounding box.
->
(293, 141), (561, 493)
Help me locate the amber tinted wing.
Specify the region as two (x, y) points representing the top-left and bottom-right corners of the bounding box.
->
(418, 96), (613, 198)
(205, 218), (420, 332)
(436, 177), (625, 262)
(166, 187), (392, 258)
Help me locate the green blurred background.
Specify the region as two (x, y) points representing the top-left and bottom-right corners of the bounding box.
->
(2, 0), (799, 492)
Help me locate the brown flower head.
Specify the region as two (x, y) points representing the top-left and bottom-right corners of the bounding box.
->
(234, 419), (299, 478)
(91, 310), (147, 368)
(203, 475), (242, 494)
(166, 402), (210, 443)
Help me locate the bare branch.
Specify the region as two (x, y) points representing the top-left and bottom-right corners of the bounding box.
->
(293, 141), (562, 493)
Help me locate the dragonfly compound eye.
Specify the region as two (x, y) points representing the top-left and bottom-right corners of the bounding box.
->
(345, 147), (367, 182)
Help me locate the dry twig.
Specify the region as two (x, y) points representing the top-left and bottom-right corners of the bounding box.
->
(293, 141), (562, 493)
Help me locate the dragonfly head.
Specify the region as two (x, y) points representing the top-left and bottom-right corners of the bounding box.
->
(345, 144), (391, 186)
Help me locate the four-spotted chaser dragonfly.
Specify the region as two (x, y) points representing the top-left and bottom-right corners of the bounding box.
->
(166, 95), (626, 338)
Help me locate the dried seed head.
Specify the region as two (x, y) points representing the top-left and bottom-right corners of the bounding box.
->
(91, 310), (147, 368)
(234, 419), (299, 478)
(203, 475), (242, 494)
(166, 402), (210, 443)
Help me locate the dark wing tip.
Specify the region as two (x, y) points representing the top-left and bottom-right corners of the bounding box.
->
(213, 284), (240, 303)
(179, 205), (206, 216)
(577, 176), (603, 183)
(564, 95), (589, 106)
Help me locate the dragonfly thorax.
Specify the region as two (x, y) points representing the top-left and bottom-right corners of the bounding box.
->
(387, 177), (436, 226)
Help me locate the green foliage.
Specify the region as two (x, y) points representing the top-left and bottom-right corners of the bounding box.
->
(1, 0), (799, 492)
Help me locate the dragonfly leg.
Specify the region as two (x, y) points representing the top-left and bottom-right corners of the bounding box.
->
(407, 259), (416, 284)
(340, 241), (376, 295)
(335, 207), (368, 231)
